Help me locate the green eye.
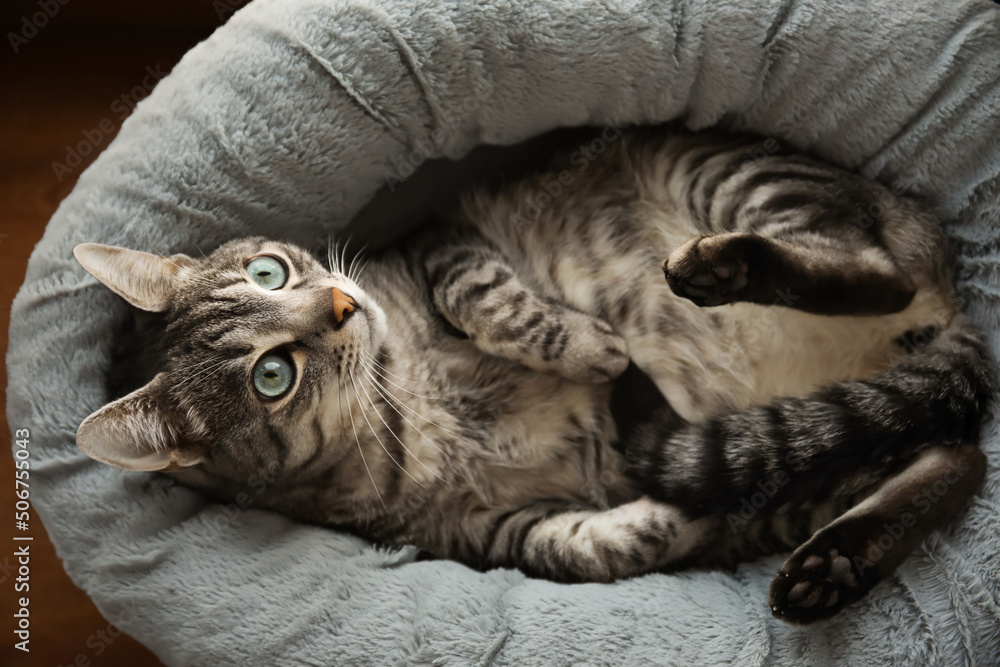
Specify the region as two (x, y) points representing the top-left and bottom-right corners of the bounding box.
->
(247, 256), (287, 290)
(253, 353), (294, 398)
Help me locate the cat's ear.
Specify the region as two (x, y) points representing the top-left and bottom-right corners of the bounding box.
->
(77, 374), (204, 472)
(73, 243), (194, 312)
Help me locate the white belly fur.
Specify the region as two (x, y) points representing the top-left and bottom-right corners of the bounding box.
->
(671, 285), (953, 422)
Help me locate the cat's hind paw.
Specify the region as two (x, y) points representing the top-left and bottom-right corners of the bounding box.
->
(768, 531), (875, 624)
(663, 235), (750, 307)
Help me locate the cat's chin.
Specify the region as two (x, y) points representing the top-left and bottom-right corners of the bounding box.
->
(345, 297), (387, 358)
(363, 302), (388, 352)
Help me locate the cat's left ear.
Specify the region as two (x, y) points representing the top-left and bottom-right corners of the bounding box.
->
(76, 373), (205, 472)
(74, 243), (194, 312)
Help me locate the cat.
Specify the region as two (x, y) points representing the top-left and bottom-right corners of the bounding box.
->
(72, 126), (993, 624)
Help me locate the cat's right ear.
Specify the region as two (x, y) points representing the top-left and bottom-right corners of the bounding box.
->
(73, 243), (194, 312)
(76, 373), (205, 473)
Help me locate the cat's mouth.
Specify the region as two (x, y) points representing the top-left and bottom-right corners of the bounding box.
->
(323, 287), (386, 356)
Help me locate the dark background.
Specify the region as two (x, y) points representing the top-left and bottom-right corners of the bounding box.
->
(1, 2), (246, 665)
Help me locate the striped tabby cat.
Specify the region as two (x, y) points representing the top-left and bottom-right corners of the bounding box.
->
(74, 127), (993, 624)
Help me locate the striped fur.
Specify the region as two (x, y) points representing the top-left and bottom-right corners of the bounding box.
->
(75, 126), (993, 624)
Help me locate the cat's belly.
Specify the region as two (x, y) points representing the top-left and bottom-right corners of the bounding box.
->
(718, 284), (953, 409)
(626, 281), (955, 422)
(537, 244), (955, 423)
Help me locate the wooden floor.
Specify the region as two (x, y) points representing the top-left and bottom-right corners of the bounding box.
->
(0, 23), (218, 667)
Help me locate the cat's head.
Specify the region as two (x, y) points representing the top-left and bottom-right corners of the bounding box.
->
(73, 237), (386, 482)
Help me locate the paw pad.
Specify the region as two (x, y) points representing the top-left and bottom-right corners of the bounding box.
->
(663, 235), (750, 307)
(769, 545), (867, 623)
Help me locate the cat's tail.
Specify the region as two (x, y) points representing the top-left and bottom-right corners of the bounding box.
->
(614, 314), (996, 516)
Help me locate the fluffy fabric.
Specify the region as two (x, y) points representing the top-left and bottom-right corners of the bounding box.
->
(7, 0), (1000, 664)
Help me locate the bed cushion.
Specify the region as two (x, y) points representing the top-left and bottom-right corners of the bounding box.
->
(8, 0), (1000, 663)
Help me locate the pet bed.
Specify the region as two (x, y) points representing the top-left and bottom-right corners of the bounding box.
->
(8, 0), (1000, 664)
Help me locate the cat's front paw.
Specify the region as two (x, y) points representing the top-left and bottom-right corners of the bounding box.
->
(663, 235), (750, 307)
(768, 527), (876, 624)
(538, 313), (629, 384)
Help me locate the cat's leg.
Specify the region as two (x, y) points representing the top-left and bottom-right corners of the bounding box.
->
(663, 232), (917, 316)
(475, 496), (715, 582)
(769, 443), (986, 624)
(663, 149), (952, 316)
(426, 243), (628, 383)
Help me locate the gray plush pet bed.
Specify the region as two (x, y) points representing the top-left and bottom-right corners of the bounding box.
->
(8, 0), (1000, 664)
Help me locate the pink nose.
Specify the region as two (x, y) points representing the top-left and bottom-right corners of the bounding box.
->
(332, 288), (356, 324)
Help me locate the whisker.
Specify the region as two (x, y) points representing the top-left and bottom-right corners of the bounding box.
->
(360, 367), (448, 457)
(344, 373), (385, 509)
(326, 238), (339, 274)
(363, 353), (428, 386)
(154, 248), (219, 291)
(351, 257), (371, 285)
(193, 243), (227, 274)
(157, 251), (195, 277)
(337, 370), (348, 442)
(346, 249), (360, 281)
(365, 362), (441, 400)
(347, 244), (369, 283)
(349, 371), (424, 488)
(184, 357), (233, 386)
(164, 356), (220, 378)
(340, 236), (352, 278)
(355, 366), (441, 479)
(190, 364), (234, 390)
(359, 366), (462, 438)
